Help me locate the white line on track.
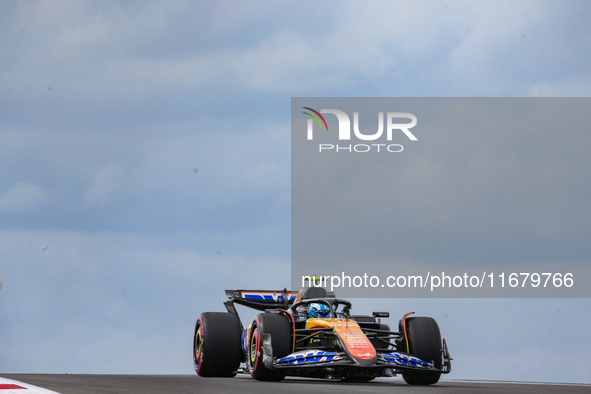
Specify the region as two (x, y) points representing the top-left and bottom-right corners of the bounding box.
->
(0, 378), (60, 394)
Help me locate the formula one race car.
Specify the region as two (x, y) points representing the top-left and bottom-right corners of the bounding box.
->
(193, 287), (451, 385)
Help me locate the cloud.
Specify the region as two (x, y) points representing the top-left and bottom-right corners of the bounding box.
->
(2, 0), (589, 110)
(0, 181), (54, 212)
(84, 163), (126, 205)
(529, 73), (591, 96)
(0, 119), (290, 233)
(0, 229), (289, 373)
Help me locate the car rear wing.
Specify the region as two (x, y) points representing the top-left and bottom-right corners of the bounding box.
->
(223, 288), (336, 313)
(224, 289), (298, 312)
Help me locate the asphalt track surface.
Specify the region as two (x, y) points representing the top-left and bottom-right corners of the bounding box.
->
(3, 374), (591, 394)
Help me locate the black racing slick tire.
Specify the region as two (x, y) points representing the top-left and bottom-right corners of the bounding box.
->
(248, 313), (292, 381)
(194, 312), (242, 377)
(401, 317), (443, 385)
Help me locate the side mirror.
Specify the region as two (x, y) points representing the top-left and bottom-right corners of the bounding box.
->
(372, 312), (390, 318)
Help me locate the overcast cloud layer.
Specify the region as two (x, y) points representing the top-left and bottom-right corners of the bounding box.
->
(1, 0), (590, 383)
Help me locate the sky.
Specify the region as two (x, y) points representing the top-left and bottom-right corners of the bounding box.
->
(1, 0), (590, 383)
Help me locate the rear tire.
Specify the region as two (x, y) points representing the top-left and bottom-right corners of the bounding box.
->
(194, 312), (242, 377)
(401, 317), (442, 385)
(248, 313), (292, 381)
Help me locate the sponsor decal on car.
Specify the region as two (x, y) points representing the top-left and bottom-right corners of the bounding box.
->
(276, 350), (340, 365)
(241, 327), (250, 355)
(381, 352), (430, 368)
(240, 291), (297, 302)
(306, 318), (377, 360)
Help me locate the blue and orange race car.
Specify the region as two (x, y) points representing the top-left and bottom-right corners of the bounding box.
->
(193, 287), (451, 385)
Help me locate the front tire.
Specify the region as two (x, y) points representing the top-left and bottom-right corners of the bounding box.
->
(248, 313), (292, 381)
(401, 317), (442, 385)
(194, 312), (242, 377)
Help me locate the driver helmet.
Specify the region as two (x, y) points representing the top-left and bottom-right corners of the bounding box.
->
(309, 303), (331, 318)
